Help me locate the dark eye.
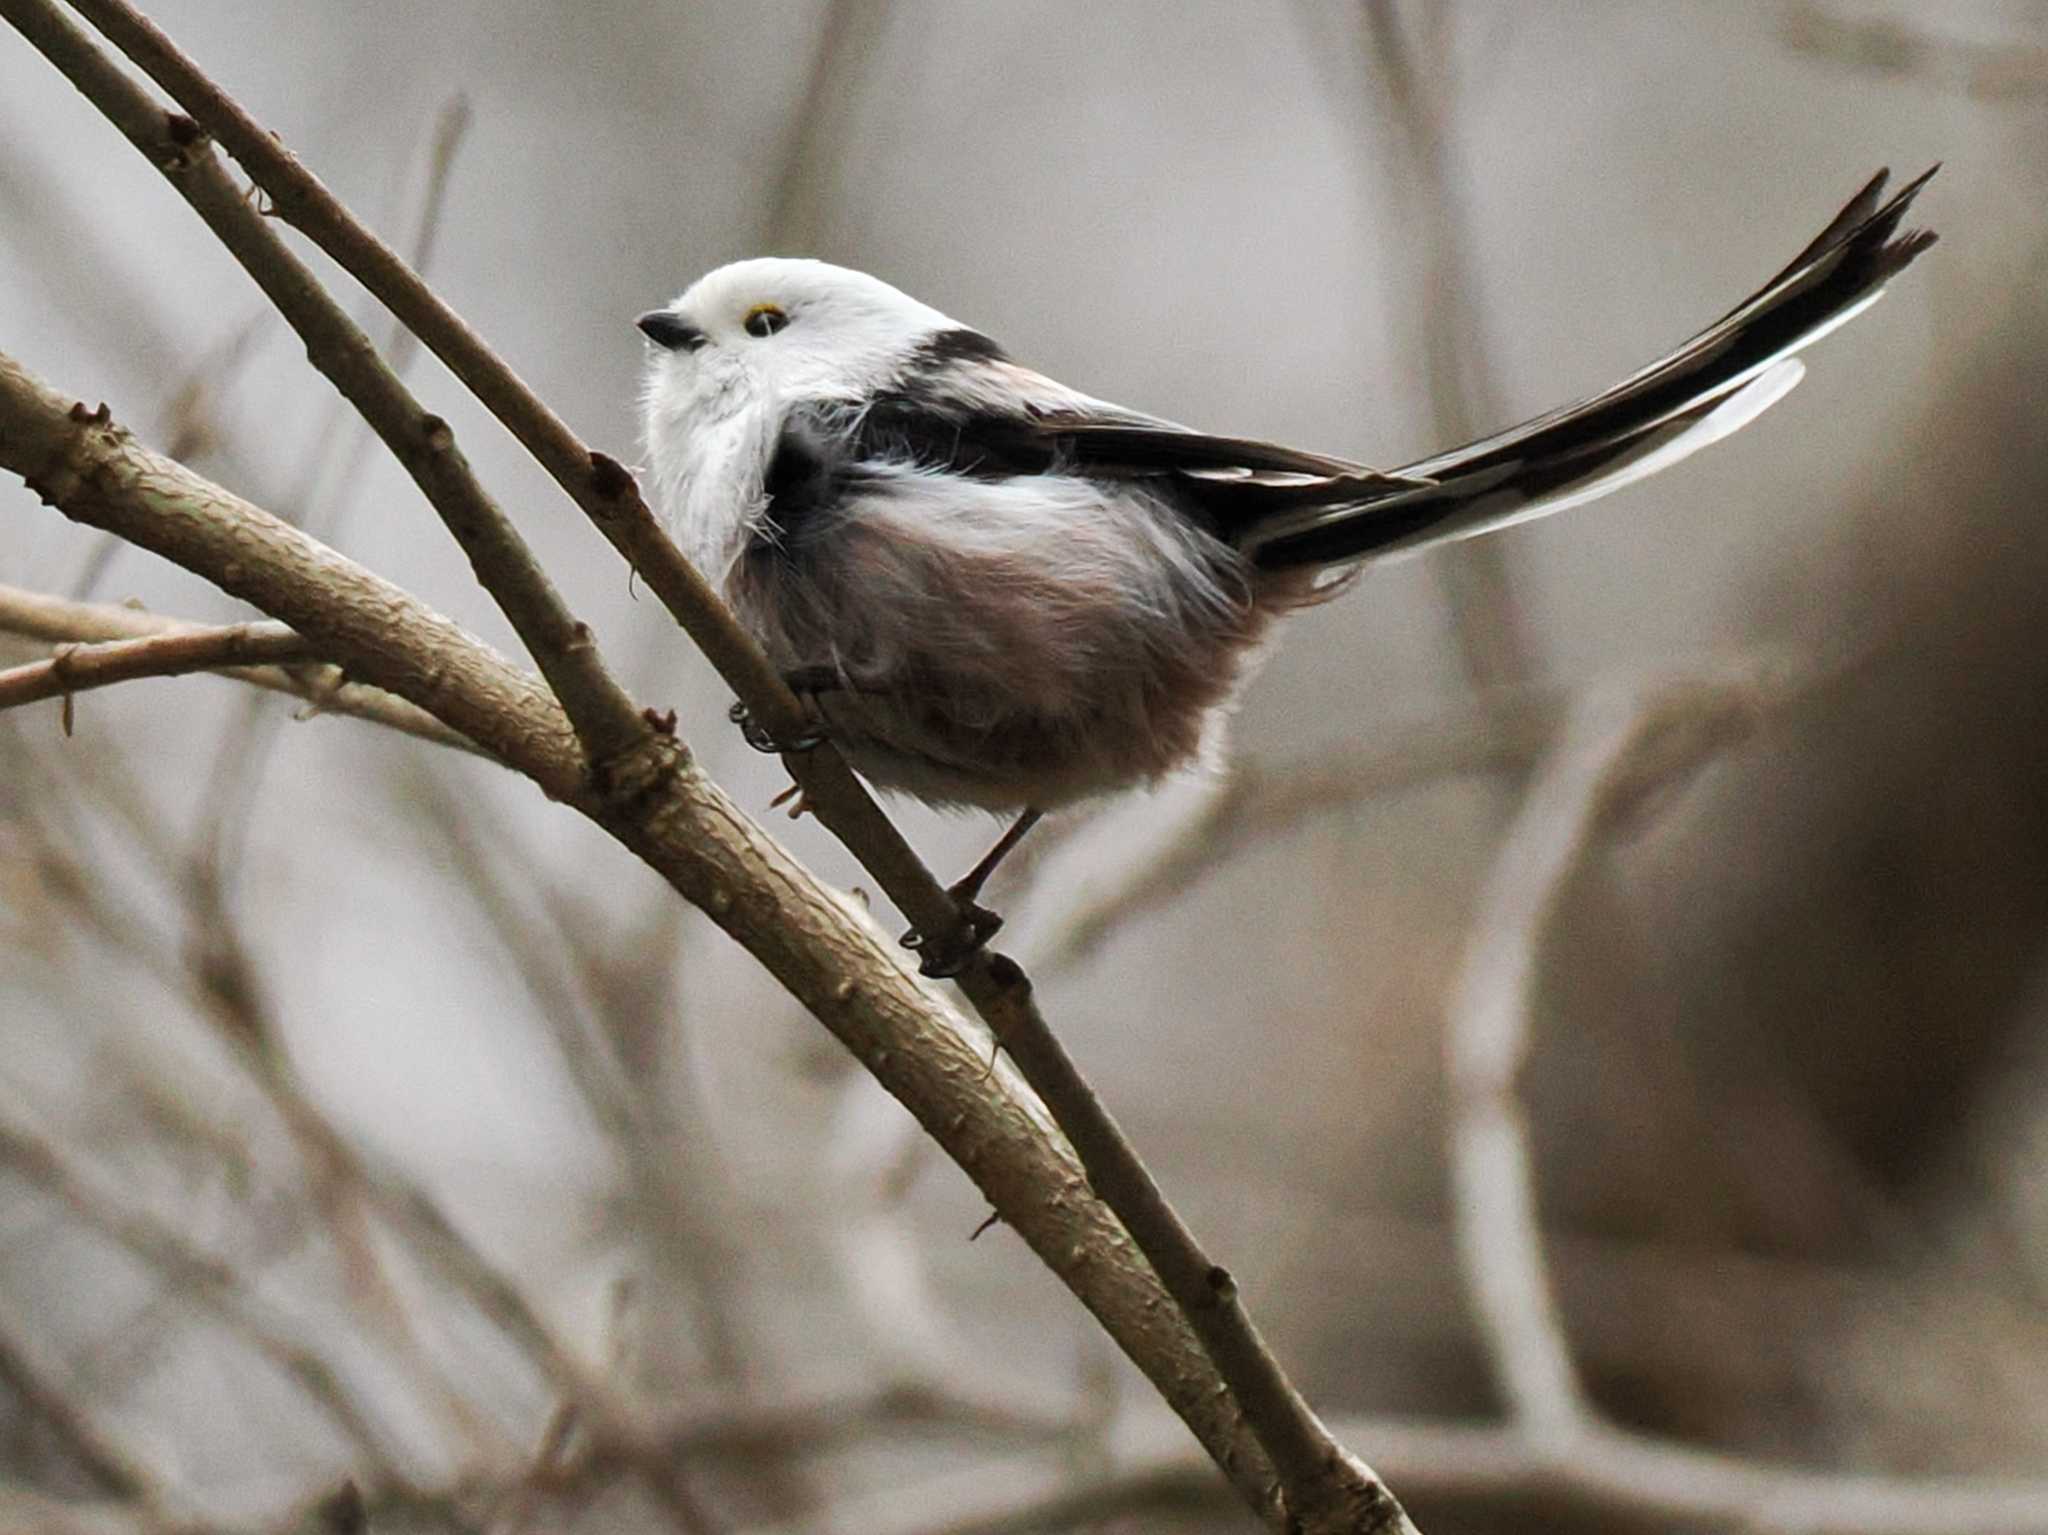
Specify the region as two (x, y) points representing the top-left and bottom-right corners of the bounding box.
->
(743, 304), (790, 338)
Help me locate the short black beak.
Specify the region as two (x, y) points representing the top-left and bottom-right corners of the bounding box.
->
(637, 311), (707, 352)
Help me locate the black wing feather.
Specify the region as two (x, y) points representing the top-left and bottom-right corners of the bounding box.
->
(809, 170), (1934, 571)
(1245, 166), (1938, 568)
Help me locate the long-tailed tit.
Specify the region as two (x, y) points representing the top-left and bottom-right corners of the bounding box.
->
(639, 168), (1935, 973)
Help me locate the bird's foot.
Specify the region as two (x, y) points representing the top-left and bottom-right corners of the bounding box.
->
(900, 882), (1005, 979)
(729, 668), (838, 755)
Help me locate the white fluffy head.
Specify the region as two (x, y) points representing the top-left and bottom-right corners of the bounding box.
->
(638, 259), (966, 582)
(639, 257), (961, 409)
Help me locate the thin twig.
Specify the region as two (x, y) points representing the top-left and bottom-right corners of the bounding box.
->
(0, 620), (308, 715)
(0, 582), (484, 754)
(759, 0), (889, 250)
(1353, 1), (1532, 695)
(1781, 2), (2048, 100)
(285, 91), (472, 545)
(8, 0), (650, 774)
(189, 91), (478, 939)
(0, 1327), (161, 1506)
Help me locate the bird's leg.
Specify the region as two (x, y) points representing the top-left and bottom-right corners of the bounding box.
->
(901, 808), (1044, 979)
(951, 807), (1045, 909)
(729, 665), (840, 755)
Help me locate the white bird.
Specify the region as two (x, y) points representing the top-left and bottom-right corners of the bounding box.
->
(639, 168), (1936, 973)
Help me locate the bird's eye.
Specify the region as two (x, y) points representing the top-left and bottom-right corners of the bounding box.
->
(743, 303), (790, 338)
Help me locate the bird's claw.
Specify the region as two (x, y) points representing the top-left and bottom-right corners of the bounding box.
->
(728, 697), (827, 755)
(900, 891), (1004, 979)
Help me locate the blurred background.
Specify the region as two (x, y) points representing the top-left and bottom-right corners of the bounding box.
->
(3, 2), (2046, 1531)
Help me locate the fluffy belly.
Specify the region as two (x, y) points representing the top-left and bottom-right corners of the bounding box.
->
(725, 471), (1282, 811)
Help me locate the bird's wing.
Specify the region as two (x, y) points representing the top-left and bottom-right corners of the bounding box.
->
(842, 168), (1934, 569)
(849, 337), (1426, 538)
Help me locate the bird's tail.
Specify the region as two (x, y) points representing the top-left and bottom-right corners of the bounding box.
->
(1241, 167), (1939, 572)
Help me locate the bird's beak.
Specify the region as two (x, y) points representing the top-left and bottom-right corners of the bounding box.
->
(637, 311), (708, 352)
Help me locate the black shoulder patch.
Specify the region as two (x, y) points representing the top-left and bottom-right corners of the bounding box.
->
(910, 327), (1009, 369)
(759, 413), (853, 552)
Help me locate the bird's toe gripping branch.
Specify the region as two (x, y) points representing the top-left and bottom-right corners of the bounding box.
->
(727, 666), (840, 755)
(899, 891), (1004, 980)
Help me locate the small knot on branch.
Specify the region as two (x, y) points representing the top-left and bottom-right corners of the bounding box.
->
(160, 111), (207, 174)
(588, 730), (687, 813)
(588, 450), (637, 504)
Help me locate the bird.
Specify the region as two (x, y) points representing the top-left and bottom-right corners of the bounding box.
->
(638, 167), (1937, 975)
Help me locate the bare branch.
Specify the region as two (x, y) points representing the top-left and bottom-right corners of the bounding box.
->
(761, 0), (890, 250)
(6, 0), (651, 772)
(286, 91), (472, 546)
(0, 1328), (162, 1507)
(0, 582), (485, 754)
(1781, 2), (2048, 101)
(0, 619), (308, 716)
(1352, 1), (1532, 695)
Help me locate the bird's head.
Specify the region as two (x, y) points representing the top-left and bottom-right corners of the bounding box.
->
(637, 257), (959, 421)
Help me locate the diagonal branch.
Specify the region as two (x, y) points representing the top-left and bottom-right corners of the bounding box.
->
(55, 0), (799, 758)
(3, 0), (650, 778)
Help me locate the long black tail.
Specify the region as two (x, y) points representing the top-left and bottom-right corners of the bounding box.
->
(1240, 167), (1939, 571)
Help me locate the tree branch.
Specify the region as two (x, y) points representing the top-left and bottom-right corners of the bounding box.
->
(0, 618), (307, 716)
(3, 0), (651, 777)
(0, 581), (486, 754)
(1032, 688), (1563, 972)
